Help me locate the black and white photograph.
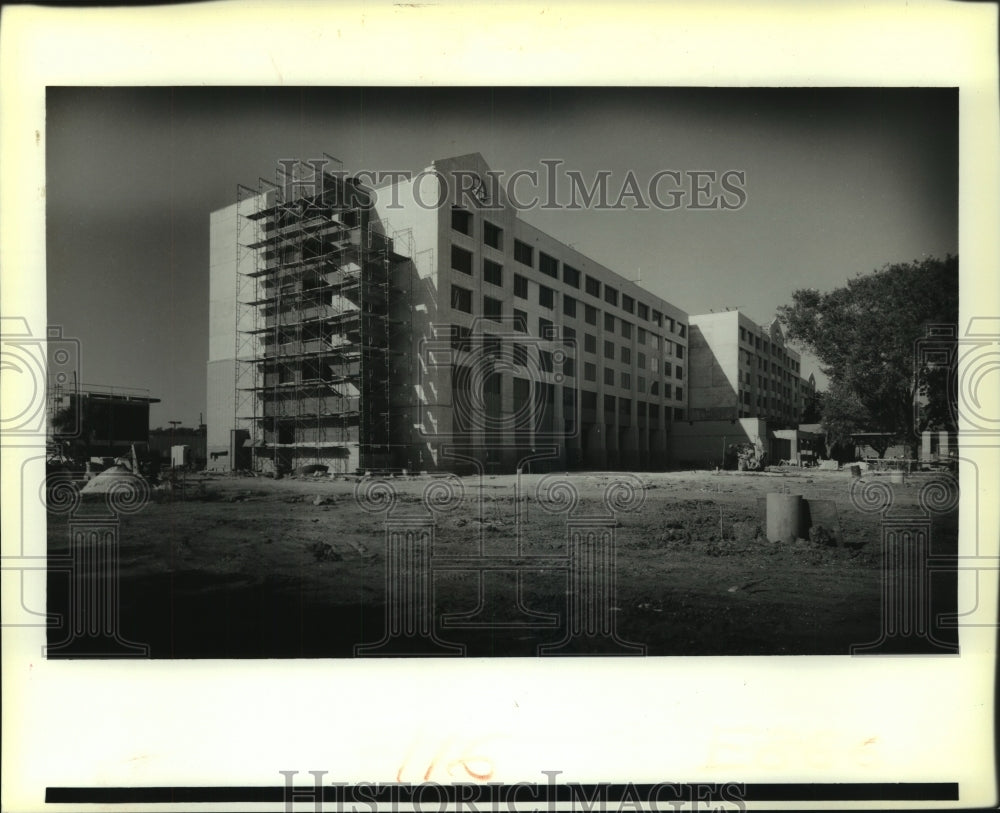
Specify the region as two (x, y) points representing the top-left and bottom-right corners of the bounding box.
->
(42, 85), (961, 660)
(1, 3), (997, 812)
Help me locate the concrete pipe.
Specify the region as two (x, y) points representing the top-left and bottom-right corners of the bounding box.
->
(766, 493), (803, 543)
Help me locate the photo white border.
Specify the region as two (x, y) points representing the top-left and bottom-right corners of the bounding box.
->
(2, 2), (997, 810)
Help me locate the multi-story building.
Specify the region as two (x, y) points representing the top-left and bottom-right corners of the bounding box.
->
(206, 152), (689, 473)
(686, 310), (814, 427)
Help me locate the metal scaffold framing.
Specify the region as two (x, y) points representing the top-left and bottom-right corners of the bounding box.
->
(233, 158), (410, 474)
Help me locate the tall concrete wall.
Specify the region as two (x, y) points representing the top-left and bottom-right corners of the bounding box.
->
(206, 202), (239, 469)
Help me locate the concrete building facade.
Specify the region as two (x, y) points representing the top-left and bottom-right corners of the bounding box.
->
(207, 153), (690, 473)
(687, 310), (814, 426)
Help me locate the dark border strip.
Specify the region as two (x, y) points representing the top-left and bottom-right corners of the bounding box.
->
(46, 782), (959, 804)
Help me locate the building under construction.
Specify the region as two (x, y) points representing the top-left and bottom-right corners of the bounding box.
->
(208, 152), (695, 474)
(208, 160), (416, 473)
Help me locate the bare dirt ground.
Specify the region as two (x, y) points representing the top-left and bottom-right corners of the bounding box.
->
(47, 469), (958, 658)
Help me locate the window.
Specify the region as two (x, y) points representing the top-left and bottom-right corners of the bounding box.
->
(652, 309), (663, 327)
(604, 287), (619, 307)
(482, 335), (502, 360)
(513, 343), (528, 366)
(564, 264), (581, 288)
(451, 208), (472, 235)
(451, 285), (472, 313)
(539, 350), (553, 372)
(621, 372), (631, 389)
(755, 336), (761, 350)
(585, 275), (601, 297)
(563, 357), (575, 378)
(563, 295), (577, 318)
(483, 220), (503, 250)
(604, 313), (615, 332)
(483, 295), (503, 323)
(604, 367), (615, 386)
(637, 327), (646, 345)
(604, 395), (616, 416)
(584, 333), (597, 353)
(667, 317), (675, 333)
(665, 361), (672, 376)
(539, 252), (558, 278)
(539, 284), (554, 309)
(620, 320), (632, 340)
(621, 346), (631, 365)
(637, 302), (649, 320)
(638, 376), (646, 393)
(675, 345), (684, 359)
(664, 383), (672, 399)
(584, 362), (596, 382)
(451, 324), (471, 352)
(563, 326), (576, 346)
(740, 327), (746, 342)
(650, 380), (659, 395)
(483, 259), (502, 287)
(585, 304), (598, 325)
(622, 294), (635, 314)
(638, 352), (646, 369)
(676, 365), (683, 379)
(604, 340), (615, 360)
(514, 239), (534, 266)
(619, 397), (631, 417)
(513, 309), (527, 332)
(539, 317), (554, 339)
(674, 407), (684, 421)
(451, 245), (473, 275)
(676, 386), (684, 400)
(513, 273), (528, 299)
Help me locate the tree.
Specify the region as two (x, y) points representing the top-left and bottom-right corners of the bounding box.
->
(777, 255), (958, 458)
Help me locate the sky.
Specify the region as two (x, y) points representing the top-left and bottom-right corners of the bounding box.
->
(45, 87), (958, 429)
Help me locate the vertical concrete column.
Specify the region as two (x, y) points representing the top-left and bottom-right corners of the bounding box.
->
(552, 383), (566, 470)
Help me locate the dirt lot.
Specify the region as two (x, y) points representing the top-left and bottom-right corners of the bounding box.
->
(47, 468), (958, 658)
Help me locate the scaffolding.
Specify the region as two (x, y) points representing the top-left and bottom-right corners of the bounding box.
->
(234, 159), (410, 474)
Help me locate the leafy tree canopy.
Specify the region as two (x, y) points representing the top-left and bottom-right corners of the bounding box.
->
(778, 255), (958, 453)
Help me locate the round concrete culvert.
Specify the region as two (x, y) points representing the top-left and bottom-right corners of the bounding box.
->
(766, 493), (803, 543)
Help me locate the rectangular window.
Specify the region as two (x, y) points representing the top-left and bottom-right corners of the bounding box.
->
(622, 294), (635, 314)
(483, 295), (503, 323)
(513, 343), (528, 366)
(539, 284), (554, 309)
(563, 264), (581, 288)
(604, 313), (615, 332)
(539, 350), (553, 372)
(563, 295), (577, 318)
(665, 361), (672, 376)
(676, 386), (684, 400)
(604, 287), (619, 307)
(652, 309), (663, 327)
(539, 252), (559, 278)
(604, 367), (615, 386)
(483, 220), (503, 250)
(513, 309), (527, 332)
(676, 365), (683, 379)
(604, 340), (615, 360)
(650, 380), (659, 395)
(621, 372), (631, 389)
(638, 352), (646, 369)
(637, 302), (649, 320)
(585, 275), (601, 297)
(513, 273), (528, 299)
(563, 357), (575, 378)
(482, 335), (502, 360)
(620, 320), (632, 340)
(451, 208), (472, 235)
(585, 304), (598, 325)
(637, 327), (646, 345)
(740, 327), (746, 342)
(584, 333), (597, 353)
(483, 259), (503, 286)
(638, 376), (646, 393)
(604, 395), (617, 416)
(621, 346), (631, 365)
(539, 317), (554, 339)
(563, 326), (576, 346)
(514, 239), (534, 266)
(451, 245), (473, 275)
(664, 383), (672, 399)
(451, 284), (472, 313)
(675, 345), (684, 359)
(584, 362), (597, 382)
(674, 408), (684, 421)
